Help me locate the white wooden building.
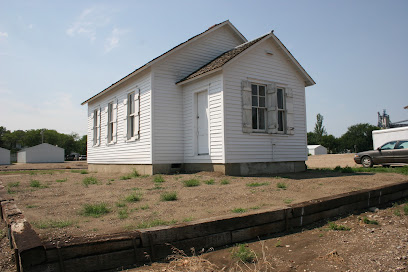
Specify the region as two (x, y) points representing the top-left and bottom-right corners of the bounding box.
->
(0, 147), (10, 165)
(307, 145), (328, 156)
(17, 143), (64, 163)
(82, 21), (315, 175)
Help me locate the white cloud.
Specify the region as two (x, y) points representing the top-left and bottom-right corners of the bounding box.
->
(104, 28), (129, 53)
(0, 32), (8, 38)
(28, 24), (33, 29)
(66, 7), (111, 42)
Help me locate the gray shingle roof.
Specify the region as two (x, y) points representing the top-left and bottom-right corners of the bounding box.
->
(176, 33), (269, 84)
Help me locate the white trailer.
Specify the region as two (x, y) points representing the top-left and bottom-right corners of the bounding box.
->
(372, 127), (408, 149)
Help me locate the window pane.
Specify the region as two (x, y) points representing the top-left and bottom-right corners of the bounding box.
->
(252, 95), (258, 106)
(251, 84), (257, 95)
(259, 85), (265, 96)
(252, 108), (258, 129)
(277, 89), (284, 109)
(259, 97), (265, 107)
(259, 109), (265, 130)
(278, 111), (284, 131)
(129, 116), (135, 137)
(381, 141), (396, 150)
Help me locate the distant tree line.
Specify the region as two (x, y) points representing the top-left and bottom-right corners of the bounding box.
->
(307, 114), (379, 153)
(0, 126), (87, 155)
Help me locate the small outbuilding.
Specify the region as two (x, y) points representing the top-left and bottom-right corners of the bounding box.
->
(0, 147), (10, 165)
(307, 145), (327, 155)
(17, 143), (64, 163)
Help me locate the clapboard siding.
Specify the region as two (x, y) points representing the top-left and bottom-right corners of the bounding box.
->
(151, 25), (242, 164)
(87, 69), (152, 164)
(182, 73), (224, 163)
(223, 38), (308, 163)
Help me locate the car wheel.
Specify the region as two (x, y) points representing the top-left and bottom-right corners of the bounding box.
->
(361, 156), (373, 168)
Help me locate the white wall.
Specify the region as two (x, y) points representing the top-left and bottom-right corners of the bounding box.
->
(182, 73), (224, 163)
(18, 143), (64, 163)
(0, 147), (10, 165)
(87, 69), (152, 164)
(372, 127), (408, 149)
(152, 25), (243, 164)
(308, 145), (327, 155)
(223, 38), (308, 163)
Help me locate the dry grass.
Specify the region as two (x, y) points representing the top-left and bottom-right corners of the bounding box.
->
(140, 242), (274, 272)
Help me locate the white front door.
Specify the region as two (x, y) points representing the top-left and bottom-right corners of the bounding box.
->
(196, 91), (209, 155)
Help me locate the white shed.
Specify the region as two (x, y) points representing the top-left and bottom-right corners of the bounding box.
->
(81, 21), (315, 175)
(17, 143), (64, 163)
(308, 145), (327, 155)
(0, 147), (10, 165)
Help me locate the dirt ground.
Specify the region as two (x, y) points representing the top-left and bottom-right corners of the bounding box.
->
(0, 156), (407, 272)
(306, 154), (359, 169)
(131, 201), (408, 272)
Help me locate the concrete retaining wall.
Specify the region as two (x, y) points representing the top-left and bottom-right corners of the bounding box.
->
(1, 181), (408, 272)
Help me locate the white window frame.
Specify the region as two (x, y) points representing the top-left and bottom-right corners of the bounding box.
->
(92, 107), (101, 146)
(127, 92), (135, 140)
(251, 83), (267, 132)
(107, 102), (114, 143)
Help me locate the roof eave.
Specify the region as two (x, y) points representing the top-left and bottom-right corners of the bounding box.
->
(270, 33), (316, 87)
(81, 20), (247, 105)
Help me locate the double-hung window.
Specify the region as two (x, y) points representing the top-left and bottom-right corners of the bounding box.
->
(93, 109), (98, 145)
(242, 80), (294, 135)
(107, 102), (114, 143)
(251, 84), (266, 131)
(127, 92), (136, 139)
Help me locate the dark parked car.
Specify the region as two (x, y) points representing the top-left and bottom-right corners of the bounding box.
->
(79, 155), (87, 161)
(354, 140), (408, 168)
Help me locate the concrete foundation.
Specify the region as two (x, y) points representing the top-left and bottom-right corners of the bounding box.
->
(89, 161), (306, 176)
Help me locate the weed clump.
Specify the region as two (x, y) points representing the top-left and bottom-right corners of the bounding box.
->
(30, 180), (48, 188)
(33, 219), (73, 229)
(153, 175), (165, 183)
(328, 221), (350, 231)
(183, 179), (200, 187)
(124, 192), (142, 202)
(246, 182), (269, 187)
(231, 244), (256, 263)
(161, 191), (178, 201)
(81, 203), (110, 217)
(232, 208), (247, 213)
(82, 176), (98, 187)
(277, 182), (287, 190)
(220, 179), (230, 185)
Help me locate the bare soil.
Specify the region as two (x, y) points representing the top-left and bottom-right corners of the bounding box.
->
(0, 156), (407, 271)
(132, 202), (408, 272)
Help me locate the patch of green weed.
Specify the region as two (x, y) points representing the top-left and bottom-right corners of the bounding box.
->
(82, 176), (98, 187)
(183, 179), (200, 187)
(32, 219), (73, 229)
(124, 192), (142, 202)
(204, 179), (215, 185)
(277, 182), (287, 190)
(160, 191), (178, 201)
(153, 175), (165, 183)
(231, 244), (256, 263)
(81, 203), (110, 217)
(246, 182), (269, 187)
(232, 208), (247, 213)
(220, 179), (230, 185)
(328, 221), (350, 231)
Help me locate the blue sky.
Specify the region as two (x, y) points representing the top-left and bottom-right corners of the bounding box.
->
(1, 0), (407, 137)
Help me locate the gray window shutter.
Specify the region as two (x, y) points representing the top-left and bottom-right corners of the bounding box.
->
(266, 83), (278, 134)
(286, 88), (295, 135)
(113, 99), (118, 143)
(123, 97), (128, 140)
(134, 88), (140, 140)
(241, 80), (252, 133)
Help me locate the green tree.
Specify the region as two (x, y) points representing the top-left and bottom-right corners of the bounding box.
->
(313, 113), (327, 141)
(321, 134), (339, 153)
(339, 123), (379, 152)
(307, 132), (319, 145)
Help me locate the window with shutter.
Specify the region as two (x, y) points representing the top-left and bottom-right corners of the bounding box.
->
(92, 107), (101, 146)
(107, 102), (114, 143)
(242, 80), (294, 135)
(125, 89), (141, 141)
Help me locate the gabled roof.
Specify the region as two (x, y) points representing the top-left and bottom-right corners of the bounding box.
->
(81, 20), (247, 105)
(177, 31), (315, 87)
(176, 34), (269, 84)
